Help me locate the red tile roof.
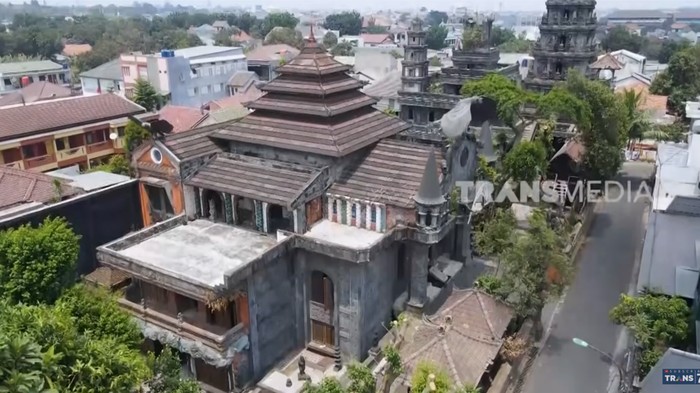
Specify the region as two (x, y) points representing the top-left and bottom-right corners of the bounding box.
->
(62, 44), (93, 57)
(231, 30), (253, 42)
(0, 81), (72, 107)
(0, 93), (145, 142)
(0, 166), (80, 210)
(616, 82), (668, 113)
(590, 53), (624, 70)
(158, 105), (208, 133)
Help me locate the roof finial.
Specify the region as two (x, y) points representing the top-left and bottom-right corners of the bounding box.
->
(309, 23), (316, 42)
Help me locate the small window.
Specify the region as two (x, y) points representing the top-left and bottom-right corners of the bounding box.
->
(3, 78), (11, 86)
(117, 127), (126, 137)
(408, 108), (414, 120)
(38, 75), (46, 81)
(371, 208), (377, 223)
(351, 204), (357, 218)
(150, 148), (163, 164)
(121, 66), (131, 77)
(55, 138), (66, 151)
(332, 200), (337, 214)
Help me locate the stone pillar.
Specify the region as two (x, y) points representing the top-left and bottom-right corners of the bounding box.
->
(254, 200), (263, 232)
(407, 242), (429, 311)
(418, 210), (427, 227)
(293, 209), (299, 233)
(224, 194), (234, 225)
(355, 202), (361, 228)
(327, 196), (334, 222)
(345, 199), (352, 226)
(375, 205), (383, 232)
(231, 196), (238, 224)
(365, 203), (371, 230)
(198, 188), (205, 218)
(262, 202), (269, 233)
(430, 208), (440, 229)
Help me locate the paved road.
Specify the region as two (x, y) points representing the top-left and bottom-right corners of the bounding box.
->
(522, 162), (653, 393)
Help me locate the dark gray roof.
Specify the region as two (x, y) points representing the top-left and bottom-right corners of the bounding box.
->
(666, 196), (700, 216)
(79, 59), (123, 81)
(606, 10), (667, 20)
(185, 153), (321, 207)
(227, 71), (258, 88)
(641, 348), (700, 393)
(414, 150), (446, 206)
(162, 122), (228, 161)
(637, 211), (700, 298)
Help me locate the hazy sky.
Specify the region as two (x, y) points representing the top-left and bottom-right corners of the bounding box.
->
(54, 0), (700, 12)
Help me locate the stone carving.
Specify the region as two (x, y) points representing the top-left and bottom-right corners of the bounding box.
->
(298, 356), (310, 381)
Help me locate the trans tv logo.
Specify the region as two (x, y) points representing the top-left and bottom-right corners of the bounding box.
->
(663, 369), (700, 384)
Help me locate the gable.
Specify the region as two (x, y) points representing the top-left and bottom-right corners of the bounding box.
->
(134, 140), (179, 178)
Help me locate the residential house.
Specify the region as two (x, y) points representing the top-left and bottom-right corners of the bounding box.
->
(0, 94), (152, 172)
(95, 36), (481, 392)
(615, 82), (670, 125)
(640, 349), (700, 391)
(62, 44), (93, 57)
(120, 46), (247, 108)
(670, 22), (692, 34)
(0, 165), (140, 275)
(360, 34), (398, 48)
(245, 44), (299, 81)
(604, 10), (667, 26)
(158, 105), (208, 133)
(80, 59), (124, 96)
(605, 49), (646, 84)
(0, 81), (72, 108)
(231, 30), (255, 48)
(213, 20), (230, 32)
(0, 60), (70, 95)
(226, 71), (259, 96)
(385, 289), (514, 392)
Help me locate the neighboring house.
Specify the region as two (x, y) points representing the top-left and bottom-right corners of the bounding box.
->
(120, 46), (248, 108)
(604, 10), (667, 26)
(360, 33), (397, 48)
(158, 104), (208, 133)
(94, 37), (480, 392)
(226, 70), (259, 96)
(361, 70), (401, 112)
(388, 289), (514, 392)
(231, 29), (255, 47)
(0, 165), (140, 276)
(0, 60), (70, 95)
(246, 44), (299, 81)
(615, 82), (670, 124)
(188, 24), (218, 46)
(670, 22), (692, 34)
(0, 81), (72, 108)
(607, 49), (646, 83)
(80, 59), (124, 96)
(213, 20), (230, 31)
(668, 30), (698, 44)
(641, 349), (700, 391)
(0, 94), (152, 172)
(62, 44), (93, 57)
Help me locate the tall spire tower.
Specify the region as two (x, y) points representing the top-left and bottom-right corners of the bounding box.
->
(524, 0), (598, 92)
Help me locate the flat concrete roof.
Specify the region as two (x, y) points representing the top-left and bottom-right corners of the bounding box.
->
(116, 220), (277, 287)
(304, 219), (384, 249)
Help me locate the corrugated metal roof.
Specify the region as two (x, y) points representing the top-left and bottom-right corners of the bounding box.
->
(0, 60), (63, 75)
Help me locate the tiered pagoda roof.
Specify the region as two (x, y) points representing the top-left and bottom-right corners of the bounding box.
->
(214, 30), (408, 157)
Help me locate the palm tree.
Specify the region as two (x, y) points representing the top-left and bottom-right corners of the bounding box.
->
(620, 89), (651, 145)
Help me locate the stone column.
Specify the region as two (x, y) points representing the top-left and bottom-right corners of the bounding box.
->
(430, 207), (440, 229)
(418, 210), (427, 227)
(327, 196), (334, 222)
(375, 205), (383, 232)
(293, 209), (299, 233)
(345, 199), (352, 225)
(224, 194), (233, 225)
(262, 202), (269, 233)
(365, 203), (371, 230)
(198, 188), (205, 218)
(231, 196), (238, 224)
(407, 242), (429, 311)
(355, 202), (361, 228)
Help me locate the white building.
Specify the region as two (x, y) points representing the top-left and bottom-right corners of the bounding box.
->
(0, 60), (70, 95)
(80, 59), (124, 96)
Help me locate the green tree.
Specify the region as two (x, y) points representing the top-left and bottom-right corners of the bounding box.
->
(0, 334), (61, 393)
(346, 362), (375, 393)
(491, 26), (516, 46)
(425, 10), (448, 27)
(410, 361), (452, 393)
(264, 27), (304, 49)
(461, 73), (536, 131)
(499, 210), (571, 339)
(502, 141), (548, 182)
(302, 377), (345, 393)
(324, 11), (362, 36)
(461, 25), (484, 50)
(474, 208), (516, 260)
(658, 40), (690, 63)
(146, 348), (201, 393)
(610, 293), (690, 377)
(331, 41), (355, 56)
(429, 56), (442, 67)
(260, 12), (299, 37)
(124, 119), (151, 152)
(214, 28), (234, 46)
(90, 154), (131, 175)
(601, 26), (643, 52)
(323, 31), (338, 48)
(426, 25), (448, 50)
(619, 88), (651, 142)
(133, 79), (160, 111)
(0, 217), (80, 305)
(650, 46), (700, 116)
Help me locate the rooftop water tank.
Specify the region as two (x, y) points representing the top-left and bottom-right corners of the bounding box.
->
(161, 49), (175, 58)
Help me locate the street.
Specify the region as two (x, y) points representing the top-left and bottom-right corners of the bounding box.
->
(522, 162), (653, 393)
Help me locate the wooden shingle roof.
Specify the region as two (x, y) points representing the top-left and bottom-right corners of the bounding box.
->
(161, 122), (228, 161)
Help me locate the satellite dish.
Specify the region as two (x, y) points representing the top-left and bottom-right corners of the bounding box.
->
(109, 132), (118, 141)
(440, 97), (481, 138)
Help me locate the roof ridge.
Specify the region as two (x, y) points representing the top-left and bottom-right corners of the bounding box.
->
(475, 291), (498, 339)
(23, 178), (38, 202)
(441, 338), (461, 387)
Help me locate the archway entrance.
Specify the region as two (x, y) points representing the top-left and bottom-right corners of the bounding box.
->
(235, 197), (255, 229)
(268, 204), (292, 233)
(310, 271), (335, 347)
(202, 190), (225, 222)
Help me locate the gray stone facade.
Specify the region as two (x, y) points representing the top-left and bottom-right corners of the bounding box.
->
(524, 0), (598, 92)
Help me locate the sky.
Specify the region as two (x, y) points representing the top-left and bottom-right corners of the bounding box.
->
(51, 0), (700, 12)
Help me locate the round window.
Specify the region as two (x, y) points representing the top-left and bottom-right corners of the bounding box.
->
(150, 148), (163, 164)
(459, 147), (469, 167)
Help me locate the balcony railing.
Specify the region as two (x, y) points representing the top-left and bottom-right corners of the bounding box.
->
(57, 146), (87, 161)
(86, 140), (113, 155)
(2, 161), (24, 170)
(118, 297), (247, 351)
(24, 154), (55, 169)
(113, 137), (125, 150)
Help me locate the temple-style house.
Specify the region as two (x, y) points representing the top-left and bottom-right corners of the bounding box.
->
(96, 32), (481, 392)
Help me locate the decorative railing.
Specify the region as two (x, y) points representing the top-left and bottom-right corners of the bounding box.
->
(24, 154), (55, 169)
(113, 137), (125, 149)
(2, 161), (23, 169)
(56, 146), (86, 161)
(86, 140), (113, 154)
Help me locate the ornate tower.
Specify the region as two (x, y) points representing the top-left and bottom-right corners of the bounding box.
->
(524, 0), (598, 92)
(401, 19), (430, 94)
